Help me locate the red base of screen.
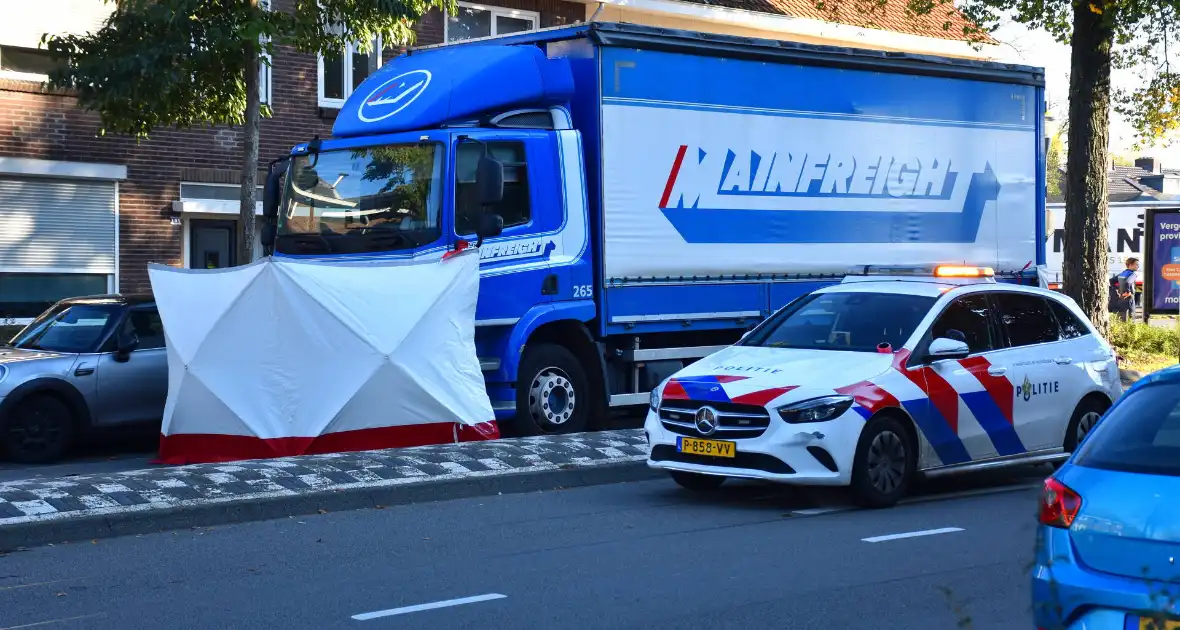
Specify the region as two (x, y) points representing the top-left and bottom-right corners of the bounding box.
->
(155, 421), (501, 465)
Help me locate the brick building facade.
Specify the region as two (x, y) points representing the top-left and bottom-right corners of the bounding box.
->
(0, 0), (583, 321)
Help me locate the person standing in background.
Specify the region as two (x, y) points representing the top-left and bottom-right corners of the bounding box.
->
(1111, 257), (1140, 321)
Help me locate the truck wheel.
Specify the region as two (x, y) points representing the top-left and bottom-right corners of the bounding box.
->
(509, 343), (591, 437)
(2, 394), (76, 464)
(849, 414), (914, 509)
(670, 471), (726, 492)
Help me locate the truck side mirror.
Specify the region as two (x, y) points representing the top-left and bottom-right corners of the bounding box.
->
(478, 213), (504, 240)
(260, 223), (277, 249)
(476, 154), (504, 207)
(262, 158), (287, 221)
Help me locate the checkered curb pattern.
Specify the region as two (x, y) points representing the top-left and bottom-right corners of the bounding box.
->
(0, 429), (649, 525)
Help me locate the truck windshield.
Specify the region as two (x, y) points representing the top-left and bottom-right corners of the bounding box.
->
(277, 143), (444, 255)
(742, 292), (936, 352)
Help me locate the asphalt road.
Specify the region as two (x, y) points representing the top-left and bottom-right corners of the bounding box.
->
(0, 469), (1046, 630)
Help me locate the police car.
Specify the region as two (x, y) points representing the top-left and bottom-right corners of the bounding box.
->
(645, 265), (1122, 508)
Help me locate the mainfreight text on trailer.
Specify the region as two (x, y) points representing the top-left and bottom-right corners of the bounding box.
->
(261, 22), (1047, 438)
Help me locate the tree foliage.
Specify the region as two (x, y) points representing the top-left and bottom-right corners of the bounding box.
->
(40, 0), (453, 267)
(813, 0), (1180, 336)
(1046, 127), (1065, 199)
(42, 0), (452, 138)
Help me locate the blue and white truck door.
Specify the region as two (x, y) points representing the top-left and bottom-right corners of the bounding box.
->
(450, 132), (560, 374)
(552, 128), (594, 306)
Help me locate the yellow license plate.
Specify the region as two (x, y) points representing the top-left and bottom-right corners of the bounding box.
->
(1139, 618), (1180, 629)
(677, 436), (736, 458)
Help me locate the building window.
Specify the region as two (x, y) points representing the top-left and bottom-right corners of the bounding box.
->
(455, 141), (530, 235)
(0, 272), (111, 320)
(446, 3), (539, 43)
(318, 36), (382, 108)
(0, 45), (66, 81)
(179, 183), (265, 202)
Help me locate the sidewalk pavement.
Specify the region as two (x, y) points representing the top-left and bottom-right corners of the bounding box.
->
(0, 430), (654, 552)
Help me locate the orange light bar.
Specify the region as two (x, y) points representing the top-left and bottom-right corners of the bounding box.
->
(934, 265), (994, 278)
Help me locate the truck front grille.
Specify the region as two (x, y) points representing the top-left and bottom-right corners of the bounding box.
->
(658, 400), (772, 439)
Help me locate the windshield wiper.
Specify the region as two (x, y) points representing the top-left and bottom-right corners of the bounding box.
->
(276, 233), (333, 254)
(360, 227), (428, 251)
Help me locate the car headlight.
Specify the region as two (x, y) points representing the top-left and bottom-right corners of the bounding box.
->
(0, 364), (7, 385)
(650, 378), (670, 411)
(776, 395), (854, 424)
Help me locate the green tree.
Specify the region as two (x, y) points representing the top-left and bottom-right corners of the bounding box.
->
(42, 0), (452, 267)
(1046, 127), (1065, 199)
(814, 0), (1180, 337)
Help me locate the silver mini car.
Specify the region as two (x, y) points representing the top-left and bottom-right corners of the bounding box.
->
(0, 295), (167, 463)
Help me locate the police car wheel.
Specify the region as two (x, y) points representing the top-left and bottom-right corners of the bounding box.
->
(508, 343), (591, 437)
(669, 471), (726, 492)
(850, 415), (914, 509)
(1064, 397), (1108, 453)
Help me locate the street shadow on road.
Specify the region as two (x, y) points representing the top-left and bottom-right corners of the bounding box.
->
(0, 422), (161, 483)
(634, 464), (1053, 516)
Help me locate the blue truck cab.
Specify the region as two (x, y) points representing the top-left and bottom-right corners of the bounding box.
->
(261, 22), (1047, 437)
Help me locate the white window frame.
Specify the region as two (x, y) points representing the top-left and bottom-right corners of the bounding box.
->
(317, 36), (383, 109)
(259, 0), (272, 106)
(0, 45), (59, 83)
(444, 3), (540, 44)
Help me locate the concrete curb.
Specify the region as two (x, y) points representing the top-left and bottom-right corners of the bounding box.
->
(0, 458), (660, 552)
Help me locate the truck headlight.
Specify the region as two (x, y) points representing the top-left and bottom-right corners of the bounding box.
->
(650, 378), (669, 411)
(776, 395), (854, 424)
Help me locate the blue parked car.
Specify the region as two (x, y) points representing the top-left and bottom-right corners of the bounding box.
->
(1032, 366), (1180, 630)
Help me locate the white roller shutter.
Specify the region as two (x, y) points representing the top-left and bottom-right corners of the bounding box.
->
(0, 176), (116, 272)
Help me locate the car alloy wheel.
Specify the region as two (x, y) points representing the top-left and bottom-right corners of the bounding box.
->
(866, 430), (907, 495)
(3, 395), (75, 464)
(1075, 410), (1102, 445)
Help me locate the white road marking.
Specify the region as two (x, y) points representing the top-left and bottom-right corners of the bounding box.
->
(0, 580), (70, 593)
(791, 507), (848, 516)
(0, 614), (106, 629)
(352, 594), (507, 621)
(862, 527), (964, 543)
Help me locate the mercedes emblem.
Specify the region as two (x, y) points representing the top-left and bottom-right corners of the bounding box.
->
(695, 406), (719, 436)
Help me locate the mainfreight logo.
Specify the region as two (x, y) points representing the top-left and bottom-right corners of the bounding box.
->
(358, 69), (431, 123)
(480, 238), (555, 263)
(657, 145), (1001, 244)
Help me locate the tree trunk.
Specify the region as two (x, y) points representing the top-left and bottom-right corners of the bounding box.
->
(1062, 1), (1114, 337)
(238, 0), (261, 267)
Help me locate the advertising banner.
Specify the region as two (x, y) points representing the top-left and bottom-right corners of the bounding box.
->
(599, 48), (1039, 282)
(1147, 209), (1180, 314)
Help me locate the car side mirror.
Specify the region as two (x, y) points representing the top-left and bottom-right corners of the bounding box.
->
(476, 154), (504, 207)
(928, 337), (970, 361)
(114, 329), (139, 362)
